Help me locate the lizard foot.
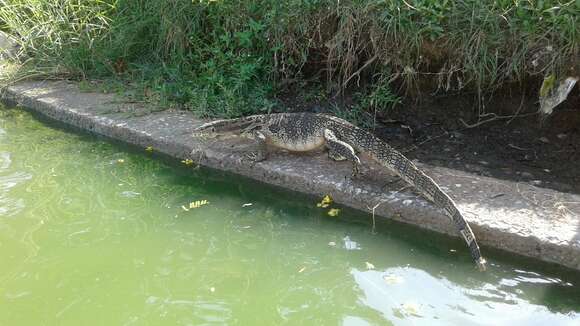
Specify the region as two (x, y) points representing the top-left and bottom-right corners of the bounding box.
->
(351, 164), (361, 179)
(243, 151), (267, 165)
(343, 163), (363, 182)
(328, 150), (347, 162)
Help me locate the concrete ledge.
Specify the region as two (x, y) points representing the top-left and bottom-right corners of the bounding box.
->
(2, 80), (580, 270)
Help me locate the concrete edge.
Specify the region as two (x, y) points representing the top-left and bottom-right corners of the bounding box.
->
(1, 80), (580, 271)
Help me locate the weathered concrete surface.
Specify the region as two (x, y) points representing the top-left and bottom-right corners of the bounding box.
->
(2, 80), (580, 271)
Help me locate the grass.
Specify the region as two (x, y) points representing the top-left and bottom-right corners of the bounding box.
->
(0, 0), (578, 123)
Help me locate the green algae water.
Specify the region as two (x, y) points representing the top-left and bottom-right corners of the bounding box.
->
(1, 105), (579, 326)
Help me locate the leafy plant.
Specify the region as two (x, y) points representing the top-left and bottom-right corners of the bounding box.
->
(1, 0), (577, 120)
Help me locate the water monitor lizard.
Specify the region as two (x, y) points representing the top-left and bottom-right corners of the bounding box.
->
(193, 112), (487, 271)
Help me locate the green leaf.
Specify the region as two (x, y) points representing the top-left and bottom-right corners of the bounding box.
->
(539, 74), (556, 98)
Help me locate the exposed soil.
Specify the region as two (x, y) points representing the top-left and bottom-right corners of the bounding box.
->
(283, 87), (580, 194)
(380, 90), (580, 194)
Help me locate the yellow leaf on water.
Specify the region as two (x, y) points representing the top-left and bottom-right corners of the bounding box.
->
(298, 266), (306, 273)
(181, 158), (194, 166)
(383, 274), (404, 285)
(316, 195), (333, 208)
(400, 302), (421, 317)
(327, 208), (340, 217)
(145, 146), (154, 152)
(189, 200), (209, 209)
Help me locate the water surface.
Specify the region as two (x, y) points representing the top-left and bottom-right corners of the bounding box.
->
(1, 106), (579, 325)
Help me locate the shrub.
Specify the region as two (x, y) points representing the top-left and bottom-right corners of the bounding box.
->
(1, 0), (577, 119)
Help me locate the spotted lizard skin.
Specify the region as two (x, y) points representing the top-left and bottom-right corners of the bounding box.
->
(194, 113), (486, 271)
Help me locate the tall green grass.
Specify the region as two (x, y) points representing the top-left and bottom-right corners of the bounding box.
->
(1, 0), (578, 119)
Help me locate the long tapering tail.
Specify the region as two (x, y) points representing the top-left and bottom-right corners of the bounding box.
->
(349, 130), (487, 271)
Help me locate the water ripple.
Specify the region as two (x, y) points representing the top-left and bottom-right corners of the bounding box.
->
(0, 151), (32, 217)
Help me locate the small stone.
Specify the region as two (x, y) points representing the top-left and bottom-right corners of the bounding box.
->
(465, 164), (483, 173)
(539, 137), (550, 143)
(501, 168), (513, 174)
(451, 132), (464, 139)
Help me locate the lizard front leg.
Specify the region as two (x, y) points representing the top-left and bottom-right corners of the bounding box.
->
(327, 150), (347, 161)
(244, 130), (268, 163)
(323, 129), (362, 177)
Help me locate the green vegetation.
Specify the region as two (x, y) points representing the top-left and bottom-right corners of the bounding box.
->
(1, 0), (578, 120)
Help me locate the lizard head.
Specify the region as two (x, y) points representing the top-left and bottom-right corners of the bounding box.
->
(193, 116), (265, 137)
(194, 119), (238, 134)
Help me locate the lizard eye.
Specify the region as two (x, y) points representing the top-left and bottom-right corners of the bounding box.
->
(210, 127), (216, 132)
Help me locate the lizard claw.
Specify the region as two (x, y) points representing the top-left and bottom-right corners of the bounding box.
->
(243, 151), (267, 164)
(351, 164), (360, 179)
(343, 163), (362, 182)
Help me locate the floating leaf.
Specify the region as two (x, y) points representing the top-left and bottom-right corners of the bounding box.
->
(365, 262), (375, 270)
(383, 274), (404, 285)
(242, 203), (253, 207)
(116, 159), (125, 163)
(298, 266), (306, 273)
(400, 302), (421, 317)
(181, 158), (194, 166)
(316, 195), (333, 208)
(189, 200), (210, 209)
(145, 146), (154, 152)
(327, 208), (341, 217)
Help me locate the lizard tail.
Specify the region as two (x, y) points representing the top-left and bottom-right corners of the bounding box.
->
(352, 131), (487, 271)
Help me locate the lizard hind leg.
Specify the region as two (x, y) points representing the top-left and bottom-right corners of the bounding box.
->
(323, 129), (362, 177)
